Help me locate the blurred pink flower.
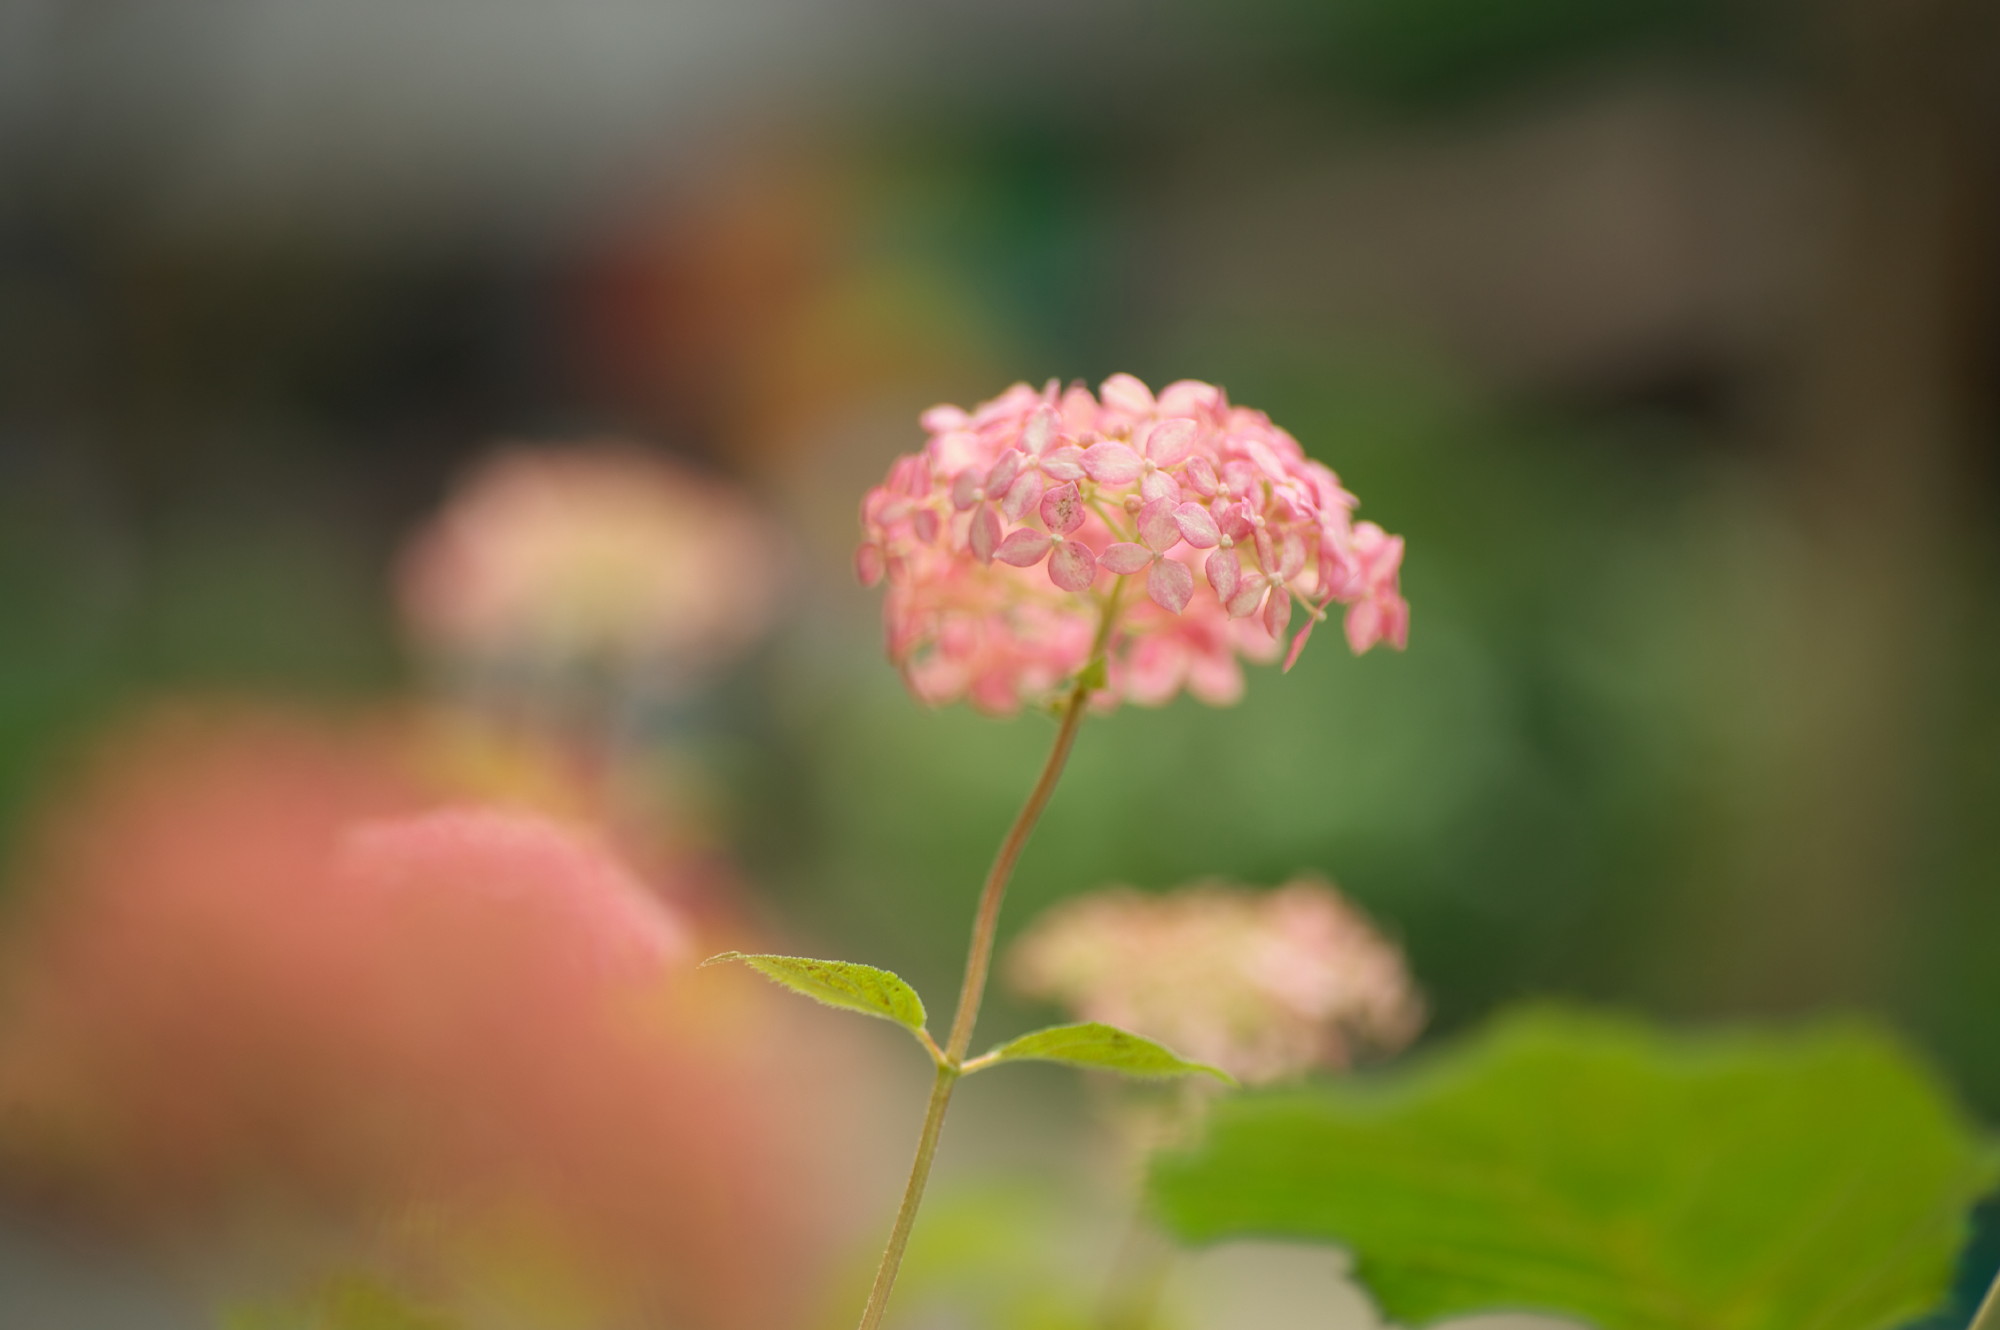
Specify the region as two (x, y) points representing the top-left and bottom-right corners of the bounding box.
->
(0, 708), (838, 1330)
(856, 376), (1409, 713)
(1007, 878), (1425, 1085)
(399, 443), (782, 677)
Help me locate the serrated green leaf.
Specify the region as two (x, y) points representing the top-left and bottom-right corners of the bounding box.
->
(702, 952), (927, 1033)
(974, 1021), (1233, 1083)
(1151, 1006), (1998, 1330)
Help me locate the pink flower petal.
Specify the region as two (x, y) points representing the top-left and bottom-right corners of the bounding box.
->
(1143, 418), (1198, 466)
(921, 404), (969, 433)
(1147, 558), (1193, 614)
(985, 449), (1022, 495)
(1082, 442), (1143, 486)
(1139, 469), (1182, 503)
(1048, 540), (1097, 592)
(1001, 469), (1044, 522)
(855, 542), (884, 586)
(995, 527), (1052, 567)
(1226, 574), (1266, 619)
(1253, 527), (1276, 571)
(1216, 501), (1255, 542)
(1040, 482), (1086, 536)
(1022, 404), (1057, 455)
(1288, 616), (1320, 668)
(1172, 503), (1220, 549)
(950, 469), (981, 510)
(1263, 584), (1293, 637)
(1157, 379), (1223, 417)
(1101, 542), (1154, 575)
(1278, 530), (1307, 580)
(1344, 598), (1381, 653)
(1183, 456), (1219, 497)
(1060, 384), (1099, 432)
(1206, 548), (1240, 600)
(1040, 446), (1087, 482)
(1383, 595), (1410, 649)
(1100, 373), (1155, 416)
(914, 508), (941, 544)
(1137, 497), (1182, 553)
(969, 505), (1002, 562)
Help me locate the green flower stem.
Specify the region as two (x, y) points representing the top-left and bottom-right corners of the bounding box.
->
(855, 586), (1122, 1330)
(854, 1060), (959, 1330)
(943, 671), (1093, 1064)
(1972, 1269), (2000, 1330)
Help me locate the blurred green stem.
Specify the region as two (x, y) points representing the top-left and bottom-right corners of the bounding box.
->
(855, 585), (1120, 1330)
(1971, 1269), (2000, 1330)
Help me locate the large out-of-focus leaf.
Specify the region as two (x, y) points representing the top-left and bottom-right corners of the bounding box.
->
(221, 1276), (459, 1330)
(1150, 1007), (1997, 1330)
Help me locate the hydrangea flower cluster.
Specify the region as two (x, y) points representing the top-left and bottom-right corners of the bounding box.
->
(1007, 878), (1425, 1085)
(400, 442), (781, 676)
(857, 375), (1408, 713)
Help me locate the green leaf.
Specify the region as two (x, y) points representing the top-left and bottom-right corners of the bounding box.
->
(1151, 1006), (1997, 1330)
(973, 1022), (1233, 1083)
(701, 952), (927, 1034)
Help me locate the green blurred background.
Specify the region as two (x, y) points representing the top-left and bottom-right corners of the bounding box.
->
(1, 0), (1996, 1308)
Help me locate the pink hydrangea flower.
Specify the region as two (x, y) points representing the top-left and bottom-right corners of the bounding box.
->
(399, 442), (782, 677)
(1007, 877), (1425, 1085)
(0, 708), (842, 1330)
(857, 376), (1408, 713)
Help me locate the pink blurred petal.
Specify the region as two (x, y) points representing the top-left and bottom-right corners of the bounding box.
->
(985, 449), (1022, 495)
(1183, 456), (1219, 497)
(921, 404), (970, 432)
(1172, 503), (1220, 549)
(1060, 385), (1099, 432)
(995, 527), (1052, 566)
(1283, 617), (1316, 671)
(1143, 418), (1198, 466)
(969, 506), (1002, 562)
(1040, 482), (1086, 536)
(950, 470), (981, 510)
(1022, 404), (1057, 455)
(1262, 584), (1293, 638)
(913, 509), (941, 544)
(855, 543), (884, 587)
(1137, 498), (1183, 553)
(1216, 501), (1254, 542)
(1082, 442), (1143, 486)
(1226, 576), (1266, 619)
(1382, 595), (1410, 649)
(1001, 469), (1045, 522)
(1157, 379), (1223, 416)
(1278, 530), (1307, 580)
(1100, 373), (1155, 416)
(1048, 540), (1097, 592)
(1101, 542), (1154, 576)
(1186, 651), (1245, 706)
(1206, 548), (1241, 600)
(1344, 599), (1381, 653)
(1040, 447), (1087, 482)
(1147, 558), (1193, 614)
